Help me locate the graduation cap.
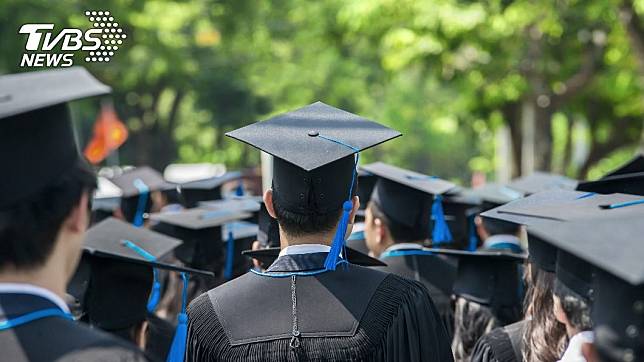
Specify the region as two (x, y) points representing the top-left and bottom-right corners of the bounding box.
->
(149, 208), (250, 268)
(78, 217), (211, 361)
(91, 176), (122, 224)
(199, 197), (261, 224)
(506, 171), (577, 195)
(463, 183), (525, 209)
(179, 171), (242, 208)
(242, 246), (386, 267)
(360, 162), (457, 245)
(111, 166), (170, 226)
(576, 155), (644, 196)
(0, 67), (109, 209)
(429, 248), (526, 313)
(226, 101), (400, 270)
(442, 190), (484, 249)
(525, 216), (644, 361)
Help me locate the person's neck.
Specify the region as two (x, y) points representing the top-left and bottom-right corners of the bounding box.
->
(566, 324), (582, 339)
(279, 229), (334, 248)
(0, 258), (68, 298)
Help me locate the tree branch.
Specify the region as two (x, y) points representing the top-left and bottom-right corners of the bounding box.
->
(620, 0), (644, 75)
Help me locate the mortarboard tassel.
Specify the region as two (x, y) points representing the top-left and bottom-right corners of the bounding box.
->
(313, 134), (360, 271)
(224, 230), (235, 280)
(121, 239), (161, 313)
(467, 214), (478, 251)
(167, 272), (190, 362)
(132, 178), (150, 228)
(431, 194), (453, 245)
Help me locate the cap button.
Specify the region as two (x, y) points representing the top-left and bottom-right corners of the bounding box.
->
(308, 130), (319, 137)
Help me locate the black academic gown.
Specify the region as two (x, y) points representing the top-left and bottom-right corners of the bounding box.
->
(470, 320), (528, 362)
(186, 252), (454, 362)
(0, 292), (148, 362)
(378, 249), (457, 337)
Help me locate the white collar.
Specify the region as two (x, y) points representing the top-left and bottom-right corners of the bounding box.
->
(383, 243), (424, 253)
(0, 283), (70, 313)
(557, 331), (594, 362)
(279, 244), (331, 257)
(483, 234), (521, 248)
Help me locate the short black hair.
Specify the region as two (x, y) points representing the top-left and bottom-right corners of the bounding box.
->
(367, 201), (424, 243)
(481, 217), (521, 236)
(0, 161), (96, 270)
(272, 195), (342, 237)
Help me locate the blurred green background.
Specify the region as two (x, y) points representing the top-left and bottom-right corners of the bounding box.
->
(3, 0), (644, 184)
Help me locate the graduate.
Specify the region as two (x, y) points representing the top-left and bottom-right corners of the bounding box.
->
(111, 166), (172, 226)
(0, 68), (147, 361)
(359, 161), (459, 335)
(185, 102), (454, 361)
(471, 190), (588, 362)
(71, 217), (214, 361)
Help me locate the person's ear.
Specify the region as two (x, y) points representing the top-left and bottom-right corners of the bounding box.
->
(264, 189), (277, 219)
(64, 191), (90, 233)
(349, 196), (360, 223)
(374, 217), (385, 244)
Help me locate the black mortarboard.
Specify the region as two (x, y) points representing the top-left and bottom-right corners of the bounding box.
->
(525, 216), (644, 361)
(603, 153), (644, 178)
(463, 183), (525, 209)
(361, 162), (457, 244)
(442, 191), (484, 249)
(257, 201), (281, 248)
(149, 208), (250, 268)
(0, 67), (109, 209)
(481, 189), (588, 272)
(242, 246), (386, 267)
(75, 218), (211, 329)
(179, 171), (242, 208)
(576, 161), (644, 196)
(506, 171), (577, 195)
(490, 192), (644, 222)
(111, 166), (170, 226)
(199, 197), (261, 224)
(226, 101), (400, 270)
(429, 248), (526, 311)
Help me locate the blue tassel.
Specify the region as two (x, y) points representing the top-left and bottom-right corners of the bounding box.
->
(224, 231), (235, 279)
(146, 269), (161, 313)
(132, 178), (149, 228)
(324, 200), (353, 271)
(235, 180), (244, 196)
(167, 272), (190, 362)
(467, 214), (478, 251)
(431, 195), (452, 245)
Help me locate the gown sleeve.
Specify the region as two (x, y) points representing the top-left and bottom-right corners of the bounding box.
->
(470, 327), (519, 362)
(383, 278), (455, 362)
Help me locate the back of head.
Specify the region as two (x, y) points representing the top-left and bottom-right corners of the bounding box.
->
(522, 265), (567, 362)
(481, 217), (521, 237)
(0, 157), (96, 271)
(272, 155), (356, 237)
(451, 297), (500, 362)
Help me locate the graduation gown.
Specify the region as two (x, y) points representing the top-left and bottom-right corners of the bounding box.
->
(186, 252), (454, 361)
(470, 320), (528, 362)
(0, 292), (148, 362)
(378, 245), (457, 337)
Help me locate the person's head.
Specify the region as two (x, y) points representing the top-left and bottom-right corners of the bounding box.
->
(451, 297), (501, 362)
(522, 263), (568, 362)
(0, 160), (96, 281)
(476, 216), (521, 240)
(264, 155), (360, 244)
(553, 282), (593, 336)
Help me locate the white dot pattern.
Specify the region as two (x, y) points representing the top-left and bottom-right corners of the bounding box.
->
(84, 10), (126, 63)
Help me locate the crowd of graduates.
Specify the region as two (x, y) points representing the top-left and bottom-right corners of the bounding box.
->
(1, 66), (643, 362)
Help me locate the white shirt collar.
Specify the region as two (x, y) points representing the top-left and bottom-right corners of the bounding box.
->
(483, 234), (521, 248)
(558, 331), (594, 362)
(383, 243), (424, 253)
(279, 244), (331, 257)
(0, 283), (70, 313)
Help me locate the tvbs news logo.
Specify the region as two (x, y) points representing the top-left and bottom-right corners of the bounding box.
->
(19, 10), (126, 67)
